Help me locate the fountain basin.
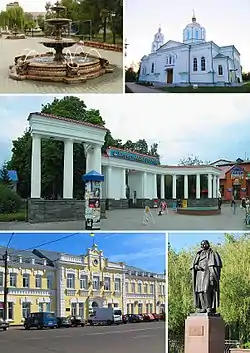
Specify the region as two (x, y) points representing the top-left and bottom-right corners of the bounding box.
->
(45, 18), (72, 26)
(9, 52), (114, 84)
(6, 33), (25, 39)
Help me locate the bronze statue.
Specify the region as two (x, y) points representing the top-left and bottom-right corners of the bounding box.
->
(190, 240), (222, 314)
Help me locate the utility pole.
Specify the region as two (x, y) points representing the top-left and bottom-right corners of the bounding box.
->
(3, 250), (8, 322)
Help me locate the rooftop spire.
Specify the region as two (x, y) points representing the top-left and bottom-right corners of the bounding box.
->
(192, 9), (196, 22)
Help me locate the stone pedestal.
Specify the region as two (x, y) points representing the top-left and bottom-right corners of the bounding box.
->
(184, 314), (225, 353)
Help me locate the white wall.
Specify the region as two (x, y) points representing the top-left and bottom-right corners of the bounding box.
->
(213, 58), (229, 83)
(128, 172), (143, 198)
(108, 167), (125, 199)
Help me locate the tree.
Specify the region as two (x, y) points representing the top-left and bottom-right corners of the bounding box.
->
(178, 154), (210, 166)
(168, 234), (250, 347)
(125, 67), (137, 82)
(8, 96), (160, 199)
(0, 163), (11, 186)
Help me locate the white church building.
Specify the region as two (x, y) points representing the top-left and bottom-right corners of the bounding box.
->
(139, 13), (242, 86)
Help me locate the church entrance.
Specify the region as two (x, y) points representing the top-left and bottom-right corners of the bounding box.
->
(166, 69), (173, 84)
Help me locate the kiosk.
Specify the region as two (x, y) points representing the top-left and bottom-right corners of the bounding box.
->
(82, 170), (104, 230)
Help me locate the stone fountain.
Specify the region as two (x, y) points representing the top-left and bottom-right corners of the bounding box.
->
(6, 24), (25, 39)
(9, 1), (114, 84)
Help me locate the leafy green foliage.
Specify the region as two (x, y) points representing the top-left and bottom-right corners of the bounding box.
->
(0, 163), (11, 186)
(0, 184), (22, 214)
(168, 234), (250, 344)
(8, 96), (160, 199)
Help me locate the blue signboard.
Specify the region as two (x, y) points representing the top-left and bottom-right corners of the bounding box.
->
(231, 165), (244, 177)
(107, 148), (160, 165)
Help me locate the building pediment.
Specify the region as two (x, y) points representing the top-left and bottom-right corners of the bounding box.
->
(158, 40), (186, 51)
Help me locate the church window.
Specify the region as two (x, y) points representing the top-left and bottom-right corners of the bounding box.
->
(169, 56), (172, 64)
(193, 58), (197, 71)
(201, 57), (206, 71)
(166, 57), (169, 64)
(195, 30), (199, 39)
(142, 67), (146, 75)
(218, 65), (223, 75)
(151, 63), (155, 73)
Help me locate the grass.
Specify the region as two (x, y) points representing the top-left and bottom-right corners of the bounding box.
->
(0, 211), (26, 222)
(158, 82), (250, 93)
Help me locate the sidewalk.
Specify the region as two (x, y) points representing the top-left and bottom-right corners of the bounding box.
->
(125, 83), (163, 93)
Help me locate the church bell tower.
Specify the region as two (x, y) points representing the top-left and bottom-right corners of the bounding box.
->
(151, 26), (164, 53)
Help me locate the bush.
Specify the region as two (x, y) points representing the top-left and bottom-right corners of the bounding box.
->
(0, 211), (25, 222)
(0, 184), (22, 213)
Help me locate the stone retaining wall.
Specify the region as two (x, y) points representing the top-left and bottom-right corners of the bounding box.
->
(28, 199), (106, 223)
(83, 41), (122, 52)
(187, 198), (218, 207)
(106, 199), (129, 210)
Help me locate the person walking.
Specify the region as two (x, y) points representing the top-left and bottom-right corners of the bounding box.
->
(231, 196), (236, 215)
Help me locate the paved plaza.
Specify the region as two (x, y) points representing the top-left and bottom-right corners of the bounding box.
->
(0, 322), (165, 353)
(0, 204), (245, 231)
(0, 37), (123, 93)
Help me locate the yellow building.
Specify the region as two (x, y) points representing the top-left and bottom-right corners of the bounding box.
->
(0, 247), (57, 325)
(0, 244), (165, 325)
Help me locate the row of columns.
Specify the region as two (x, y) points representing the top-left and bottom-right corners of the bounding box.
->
(160, 174), (220, 200)
(31, 134), (102, 199)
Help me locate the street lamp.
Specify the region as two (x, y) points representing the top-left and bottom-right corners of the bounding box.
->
(3, 233), (14, 322)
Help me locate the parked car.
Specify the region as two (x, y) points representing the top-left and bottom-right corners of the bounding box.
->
(0, 319), (9, 331)
(122, 314), (128, 324)
(127, 314), (143, 323)
(57, 317), (72, 328)
(69, 316), (85, 327)
(152, 313), (161, 321)
(24, 312), (57, 330)
(143, 314), (155, 322)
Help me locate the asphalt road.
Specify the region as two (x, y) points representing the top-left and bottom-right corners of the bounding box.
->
(0, 322), (165, 353)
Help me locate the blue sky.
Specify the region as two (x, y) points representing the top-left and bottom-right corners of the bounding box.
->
(168, 232), (244, 252)
(0, 232), (166, 273)
(125, 0), (250, 72)
(1, 94), (250, 167)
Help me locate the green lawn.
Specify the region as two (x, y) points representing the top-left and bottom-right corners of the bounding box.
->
(158, 82), (250, 93)
(0, 211), (26, 222)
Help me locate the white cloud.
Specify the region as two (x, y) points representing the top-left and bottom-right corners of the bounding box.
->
(1, 94), (250, 166)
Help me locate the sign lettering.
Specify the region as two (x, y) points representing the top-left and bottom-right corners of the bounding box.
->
(107, 149), (160, 166)
(188, 325), (204, 336)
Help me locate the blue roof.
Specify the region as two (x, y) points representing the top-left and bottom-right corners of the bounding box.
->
(7, 170), (18, 182)
(82, 170), (104, 182)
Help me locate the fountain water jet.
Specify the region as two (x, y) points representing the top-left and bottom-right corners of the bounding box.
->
(9, 1), (114, 84)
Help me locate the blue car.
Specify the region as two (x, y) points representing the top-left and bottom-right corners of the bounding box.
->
(24, 312), (57, 330)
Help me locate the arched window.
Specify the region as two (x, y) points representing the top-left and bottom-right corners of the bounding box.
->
(201, 57), (206, 71)
(92, 301), (99, 308)
(142, 67), (146, 75)
(151, 63), (155, 73)
(218, 65), (223, 75)
(166, 57), (169, 64)
(195, 30), (199, 39)
(169, 56), (172, 64)
(193, 58), (198, 71)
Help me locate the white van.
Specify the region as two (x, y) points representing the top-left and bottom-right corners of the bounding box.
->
(88, 307), (122, 325)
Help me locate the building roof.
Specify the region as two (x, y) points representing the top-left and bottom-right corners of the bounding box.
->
(218, 165), (234, 179)
(213, 53), (228, 59)
(28, 112), (108, 131)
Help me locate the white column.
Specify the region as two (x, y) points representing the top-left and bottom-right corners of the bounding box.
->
(196, 174), (200, 199)
(208, 174), (212, 198)
(213, 175), (217, 198)
(63, 139), (74, 199)
(152, 174), (157, 198)
(107, 166), (113, 199)
(121, 168), (126, 199)
(172, 175), (176, 199)
(85, 146), (93, 173)
(184, 174), (188, 199)
(217, 176), (220, 195)
(31, 134), (41, 198)
(92, 145), (102, 174)
(161, 175), (165, 199)
(142, 172), (147, 198)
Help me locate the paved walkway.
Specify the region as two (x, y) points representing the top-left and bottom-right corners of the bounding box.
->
(0, 37), (123, 93)
(0, 205), (245, 231)
(125, 82), (163, 93)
